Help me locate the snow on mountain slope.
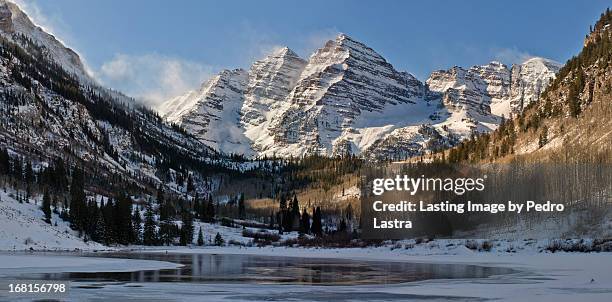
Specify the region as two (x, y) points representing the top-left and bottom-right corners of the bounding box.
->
(158, 34), (559, 160)
(158, 69), (251, 155)
(0, 0), (88, 79)
(241, 47), (307, 153)
(0, 190), (104, 251)
(427, 58), (560, 120)
(505, 57), (562, 115)
(264, 34), (427, 156)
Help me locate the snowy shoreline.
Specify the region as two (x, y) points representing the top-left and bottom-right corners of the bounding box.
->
(0, 253), (182, 275)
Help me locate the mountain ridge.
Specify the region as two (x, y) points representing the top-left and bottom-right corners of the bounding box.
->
(158, 33), (560, 160)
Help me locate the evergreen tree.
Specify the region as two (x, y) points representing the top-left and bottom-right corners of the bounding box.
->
(279, 194), (287, 211)
(214, 232), (224, 246)
(114, 195), (134, 244)
(93, 209), (106, 244)
(0, 148), (9, 175)
(41, 190), (52, 224)
(338, 218), (347, 233)
(101, 200), (115, 245)
(143, 202), (158, 245)
(193, 193), (200, 219)
(197, 227), (204, 246)
(179, 208), (194, 246)
(158, 187), (174, 245)
(24, 161), (34, 184)
(282, 208), (292, 232)
(132, 208), (142, 244)
(291, 194), (300, 231)
(186, 174), (195, 192)
(69, 168), (86, 232)
(205, 195), (215, 222)
(238, 193), (246, 219)
(86, 200), (101, 243)
(300, 208), (310, 234)
(311, 207), (323, 236)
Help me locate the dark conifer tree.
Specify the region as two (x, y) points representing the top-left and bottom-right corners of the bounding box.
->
(114, 195), (134, 244)
(87, 200), (101, 242)
(279, 194), (287, 211)
(300, 208), (310, 234)
(238, 193), (246, 219)
(338, 218), (347, 233)
(158, 187), (173, 245)
(291, 195), (300, 231)
(311, 207), (323, 236)
(179, 208), (194, 246)
(132, 208), (142, 244)
(24, 161), (34, 184)
(143, 201), (158, 245)
(193, 193), (200, 219)
(205, 195), (215, 222)
(214, 232), (224, 246)
(197, 227), (204, 246)
(41, 190), (52, 224)
(186, 174), (195, 192)
(69, 168), (86, 232)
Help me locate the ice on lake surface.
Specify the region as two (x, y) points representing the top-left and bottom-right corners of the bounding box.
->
(0, 253), (518, 301)
(15, 252), (515, 284)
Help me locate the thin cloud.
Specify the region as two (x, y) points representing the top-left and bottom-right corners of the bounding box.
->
(235, 22), (285, 63)
(300, 28), (340, 56)
(98, 53), (214, 107)
(493, 47), (534, 65)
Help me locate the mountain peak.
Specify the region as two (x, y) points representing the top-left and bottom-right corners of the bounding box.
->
(519, 57), (562, 69)
(0, 0), (32, 33)
(486, 61), (507, 69)
(0, 0), (88, 79)
(336, 33), (351, 41)
(269, 46), (300, 59)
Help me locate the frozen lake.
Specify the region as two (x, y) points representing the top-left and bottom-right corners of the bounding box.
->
(24, 252), (515, 284)
(0, 252), (518, 301)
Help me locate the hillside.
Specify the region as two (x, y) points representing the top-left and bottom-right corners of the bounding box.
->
(0, 0), (251, 202)
(443, 9), (611, 164)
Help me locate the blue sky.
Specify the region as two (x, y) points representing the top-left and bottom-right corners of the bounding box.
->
(14, 0), (610, 105)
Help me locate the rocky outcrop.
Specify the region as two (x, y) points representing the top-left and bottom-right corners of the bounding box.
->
(427, 58), (560, 122)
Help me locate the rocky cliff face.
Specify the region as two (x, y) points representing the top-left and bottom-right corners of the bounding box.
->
(266, 34), (426, 156)
(0, 0), (87, 79)
(507, 58), (562, 114)
(241, 47), (307, 153)
(158, 34), (560, 160)
(158, 69), (251, 154)
(427, 59), (560, 121)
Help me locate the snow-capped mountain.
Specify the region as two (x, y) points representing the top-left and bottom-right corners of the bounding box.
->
(158, 34), (560, 160)
(266, 34), (427, 156)
(158, 69), (251, 154)
(0, 0), (88, 79)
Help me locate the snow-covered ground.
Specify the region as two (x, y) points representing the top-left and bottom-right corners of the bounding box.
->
(0, 190), (105, 251)
(0, 253), (181, 275)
